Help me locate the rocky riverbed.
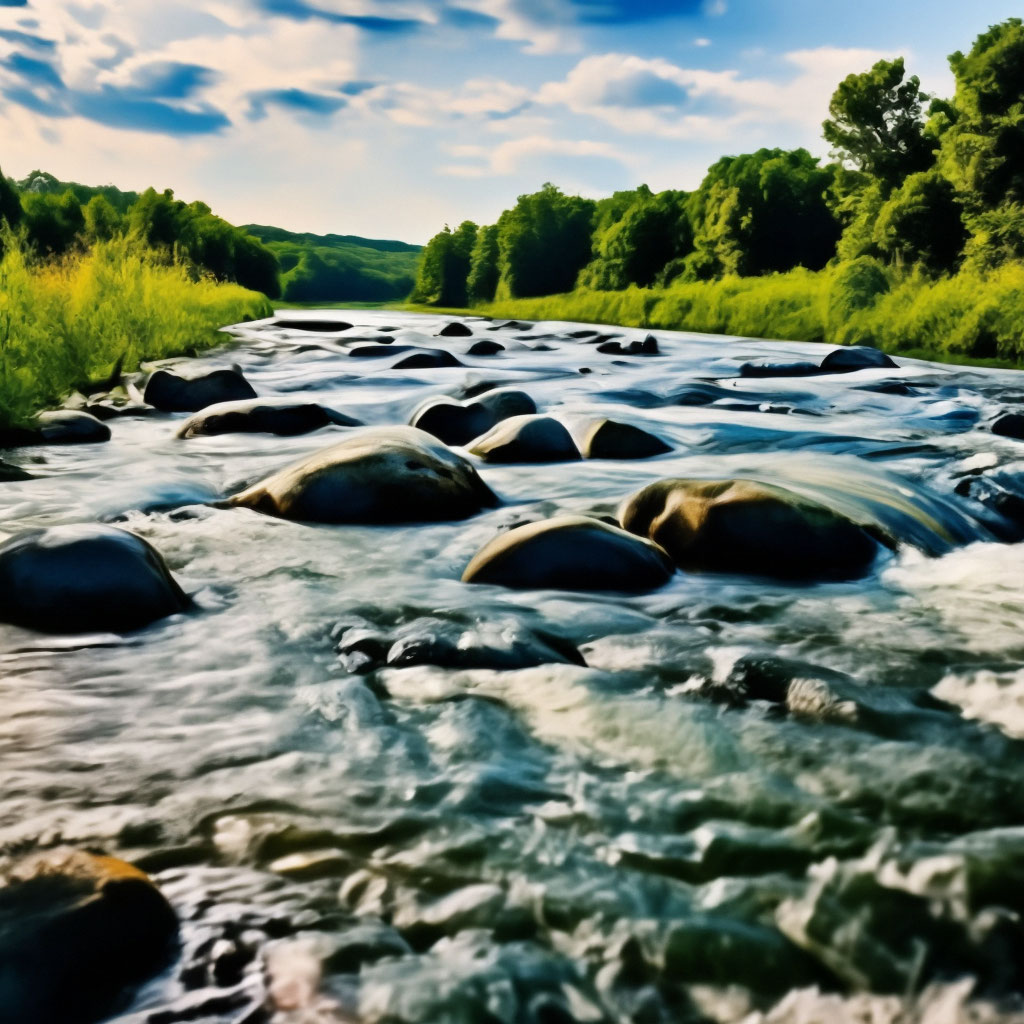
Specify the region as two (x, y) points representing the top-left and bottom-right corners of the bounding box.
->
(3, 311), (1024, 1023)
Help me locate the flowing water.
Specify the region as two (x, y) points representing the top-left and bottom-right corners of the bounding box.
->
(3, 312), (1024, 1023)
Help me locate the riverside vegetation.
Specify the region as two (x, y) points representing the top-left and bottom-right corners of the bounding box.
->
(411, 18), (1024, 365)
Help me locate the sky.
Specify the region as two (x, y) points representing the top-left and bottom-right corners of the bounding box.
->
(0, 1), (1020, 243)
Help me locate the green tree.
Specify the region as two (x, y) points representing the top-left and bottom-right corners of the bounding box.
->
(872, 170), (967, 273)
(21, 190), (85, 256)
(467, 224), (500, 303)
(495, 184), (595, 298)
(685, 149), (839, 278)
(409, 220), (478, 306)
(580, 189), (691, 289)
(82, 194), (122, 242)
(823, 58), (935, 189)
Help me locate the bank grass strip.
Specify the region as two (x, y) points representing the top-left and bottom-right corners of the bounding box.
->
(0, 234), (272, 428)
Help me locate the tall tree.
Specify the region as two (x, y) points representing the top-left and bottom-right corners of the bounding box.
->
(467, 224), (500, 304)
(409, 221), (478, 306)
(823, 58), (935, 190)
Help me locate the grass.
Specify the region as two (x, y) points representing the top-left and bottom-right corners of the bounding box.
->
(468, 261), (1024, 368)
(0, 235), (272, 429)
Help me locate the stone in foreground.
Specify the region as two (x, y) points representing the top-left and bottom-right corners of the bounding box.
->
(0, 524), (190, 633)
(227, 426), (498, 524)
(144, 366), (257, 412)
(176, 397), (361, 438)
(469, 414), (581, 463)
(463, 514), (674, 592)
(620, 478), (879, 581)
(0, 849), (178, 1024)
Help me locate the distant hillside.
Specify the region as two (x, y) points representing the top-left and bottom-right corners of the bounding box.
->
(243, 224), (421, 303)
(7, 171), (422, 303)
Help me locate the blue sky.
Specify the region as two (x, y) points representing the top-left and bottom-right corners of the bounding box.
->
(0, 1), (1019, 242)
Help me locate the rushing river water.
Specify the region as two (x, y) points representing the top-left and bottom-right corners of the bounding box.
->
(3, 311), (1024, 1023)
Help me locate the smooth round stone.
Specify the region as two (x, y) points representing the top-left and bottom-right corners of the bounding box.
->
(469, 415), (580, 463)
(393, 349), (464, 370)
(176, 398), (361, 438)
(227, 426), (499, 524)
(411, 390), (536, 447)
(0, 849), (178, 1024)
(577, 419), (672, 459)
(37, 410), (111, 444)
(992, 413), (1024, 440)
(0, 524), (190, 633)
(620, 478), (879, 581)
(144, 367), (257, 412)
(271, 318), (353, 332)
(462, 515), (674, 592)
(467, 340), (504, 356)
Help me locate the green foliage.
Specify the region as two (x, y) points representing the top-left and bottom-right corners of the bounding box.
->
(873, 171), (967, 273)
(82, 194), (123, 242)
(16, 169), (139, 214)
(939, 19), (1024, 265)
(496, 184), (596, 298)
(685, 149), (839, 278)
(21, 190), (85, 257)
(0, 168), (21, 231)
(127, 188), (280, 296)
(823, 58), (936, 188)
(579, 188), (692, 289)
(467, 224), (500, 303)
(0, 231), (271, 428)
(410, 220), (478, 306)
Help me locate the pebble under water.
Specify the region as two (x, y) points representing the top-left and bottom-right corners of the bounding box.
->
(3, 311), (1024, 1023)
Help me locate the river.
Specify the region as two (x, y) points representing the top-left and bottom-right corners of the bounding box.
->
(2, 311), (1024, 1022)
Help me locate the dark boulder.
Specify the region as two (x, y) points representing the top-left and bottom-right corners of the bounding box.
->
(272, 319), (353, 332)
(36, 410), (111, 444)
(576, 419), (672, 459)
(176, 398), (361, 438)
(227, 426), (498, 524)
(393, 349), (464, 370)
(144, 367), (257, 413)
(820, 346), (898, 372)
(437, 322), (473, 337)
(411, 390), (536, 447)
(467, 340), (504, 356)
(0, 460), (32, 481)
(596, 335), (660, 357)
(991, 413), (1024, 440)
(0, 524), (190, 633)
(620, 478), (879, 581)
(0, 849), (178, 1024)
(739, 362), (823, 379)
(469, 414), (580, 463)
(463, 515), (674, 593)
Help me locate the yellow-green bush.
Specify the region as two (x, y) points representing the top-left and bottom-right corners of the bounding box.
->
(0, 235), (271, 428)
(480, 260), (1024, 367)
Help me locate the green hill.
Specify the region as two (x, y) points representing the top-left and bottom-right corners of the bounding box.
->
(243, 223), (421, 303)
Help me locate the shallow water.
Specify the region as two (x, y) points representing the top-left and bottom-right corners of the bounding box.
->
(3, 311), (1024, 1023)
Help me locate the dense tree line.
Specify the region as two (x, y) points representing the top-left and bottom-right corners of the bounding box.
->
(411, 18), (1024, 306)
(0, 173), (281, 297)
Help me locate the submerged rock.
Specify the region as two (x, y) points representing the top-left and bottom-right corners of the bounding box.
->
(0, 848), (178, 1024)
(740, 361), (823, 379)
(469, 414), (580, 463)
(37, 409), (111, 444)
(576, 419), (671, 459)
(596, 335), (660, 357)
(410, 390), (536, 447)
(176, 397), (361, 438)
(991, 412), (1024, 440)
(144, 367), (257, 412)
(0, 460), (32, 481)
(467, 339), (504, 356)
(463, 514), (674, 592)
(227, 426), (498, 524)
(620, 478), (879, 581)
(0, 524), (190, 633)
(271, 318), (353, 332)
